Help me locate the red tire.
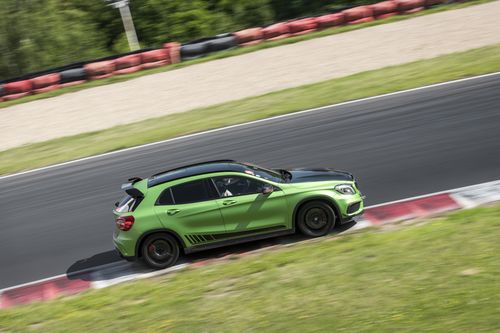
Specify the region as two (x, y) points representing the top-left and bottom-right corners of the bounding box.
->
(348, 17), (374, 24)
(263, 22), (290, 40)
(369, 1), (398, 17)
(30, 73), (60, 89)
(343, 6), (374, 23)
(315, 13), (345, 29)
(395, 0), (425, 12)
(141, 60), (169, 69)
(4, 80), (32, 95)
(375, 12), (398, 19)
(33, 84), (60, 94)
(113, 65), (142, 75)
(115, 54), (141, 71)
(84, 61), (115, 79)
(267, 33), (291, 41)
(163, 42), (181, 64)
(140, 49), (169, 64)
(234, 28), (264, 44)
(288, 18), (317, 34)
(3, 92), (31, 101)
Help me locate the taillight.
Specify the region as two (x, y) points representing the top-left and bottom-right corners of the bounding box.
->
(116, 215), (135, 231)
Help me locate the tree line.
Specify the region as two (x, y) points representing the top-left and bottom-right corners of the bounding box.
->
(0, 0), (362, 80)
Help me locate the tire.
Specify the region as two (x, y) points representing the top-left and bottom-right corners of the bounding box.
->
(296, 201), (336, 237)
(180, 42), (209, 60)
(141, 233), (180, 269)
(207, 35), (237, 52)
(59, 68), (87, 83)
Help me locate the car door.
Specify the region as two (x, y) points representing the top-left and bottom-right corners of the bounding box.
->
(211, 175), (289, 234)
(154, 178), (226, 246)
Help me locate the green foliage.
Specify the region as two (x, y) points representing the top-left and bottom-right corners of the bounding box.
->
(0, 0), (107, 80)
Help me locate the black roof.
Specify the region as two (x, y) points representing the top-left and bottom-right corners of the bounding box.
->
(147, 160), (248, 187)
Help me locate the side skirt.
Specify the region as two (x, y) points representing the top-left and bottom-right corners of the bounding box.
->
(184, 229), (294, 254)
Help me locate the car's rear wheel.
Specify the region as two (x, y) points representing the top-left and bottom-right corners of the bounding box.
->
(297, 201), (336, 237)
(141, 233), (179, 269)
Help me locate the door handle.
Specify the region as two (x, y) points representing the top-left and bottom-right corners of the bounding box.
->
(167, 209), (180, 215)
(222, 200), (237, 206)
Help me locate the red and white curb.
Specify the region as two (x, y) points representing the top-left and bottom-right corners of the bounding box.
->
(1, 179), (499, 309)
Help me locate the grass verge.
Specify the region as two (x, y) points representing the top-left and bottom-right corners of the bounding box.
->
(1, 206), (499, 332)
(2, 43), (500, 175)
(0, 0), (493, 110)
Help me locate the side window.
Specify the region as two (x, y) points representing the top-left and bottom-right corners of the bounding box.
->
(212, 176), (267, 197)
(158, 179), (212, 205)
(157, 188), (174, 205)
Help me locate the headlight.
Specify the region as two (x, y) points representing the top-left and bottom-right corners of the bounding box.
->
(334, 184), (356, 195)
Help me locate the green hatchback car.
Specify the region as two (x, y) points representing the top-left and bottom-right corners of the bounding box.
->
(113, 160), (364, 269)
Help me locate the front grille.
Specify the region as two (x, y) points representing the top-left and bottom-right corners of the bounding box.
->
(347, 202), (361, 215)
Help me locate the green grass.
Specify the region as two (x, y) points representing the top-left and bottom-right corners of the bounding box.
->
(0, 0), (492, 110)
(1, 206), (499, 332)
(2, 43), (500, 176)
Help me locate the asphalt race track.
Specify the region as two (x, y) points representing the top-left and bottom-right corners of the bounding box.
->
(1, 74), (500, 289)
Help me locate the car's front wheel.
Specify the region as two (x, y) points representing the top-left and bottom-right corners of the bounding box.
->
(296, 201), (336, 237)
(141, 233), (180, 269)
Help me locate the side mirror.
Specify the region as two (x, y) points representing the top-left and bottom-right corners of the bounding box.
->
(262, 185), (274, 195)
(114, 201), (120, 207)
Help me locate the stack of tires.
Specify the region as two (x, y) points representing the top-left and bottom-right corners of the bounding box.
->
(343, 6), (374, 24)
(234, 28), (264, 46)
(180, 35), (237, 61)
(315, 13), (345, 30)
(114, 54), (142, 75)
(395, 0), (426, 14)
(30, 73), (60, 94)
(59, 68), (87, 88)
(84, 60), (115, 80)
(370, 1), (399, 19)
(164, 42), (181, 64)
(262, 22), (290, 41)
(2, 80), (32, 101)
(140, 49), (170, 69)
(287, 18), (318, 36)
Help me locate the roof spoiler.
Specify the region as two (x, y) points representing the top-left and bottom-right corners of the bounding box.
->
(121, 182), (144, 198)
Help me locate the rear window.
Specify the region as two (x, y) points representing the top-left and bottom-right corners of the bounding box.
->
(116, 195), (140, 212)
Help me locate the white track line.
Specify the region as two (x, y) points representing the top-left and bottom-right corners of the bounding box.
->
(1, 71), (499, 181)
(2, 178), (498, 293)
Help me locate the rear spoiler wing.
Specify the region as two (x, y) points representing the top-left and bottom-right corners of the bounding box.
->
(121, 181), (144, 198)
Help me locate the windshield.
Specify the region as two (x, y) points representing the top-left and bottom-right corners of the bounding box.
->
(242, 163), (284, 183)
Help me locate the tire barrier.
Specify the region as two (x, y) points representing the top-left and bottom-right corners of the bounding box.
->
(315, 13), (346, 29)
(262, 22), (290, 41)
(30, 73), (60, 94)
(180, 35), (237, 61)
(59, 68), (87, 88)
(2, 80), (32, 101)
(395, 0), (426, 14)
(287, 18), (318, 36)
(164, 42), (181, 64)
(140, 49), (170, 69)
(208, 35), (237, 52)
(114, 54), (142, 75)
(343, 6), (375, 24)
(84, 60), (115, 80)
(234, 28), (264, 46)
(370, 1), (399, 19)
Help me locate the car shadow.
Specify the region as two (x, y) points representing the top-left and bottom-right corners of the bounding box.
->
(67, 220), (357, 283)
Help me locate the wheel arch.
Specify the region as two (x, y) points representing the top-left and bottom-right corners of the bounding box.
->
(292, 196), (341, 228)
(136, 228), (187, 257)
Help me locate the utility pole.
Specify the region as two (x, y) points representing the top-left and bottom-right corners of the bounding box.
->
(104, 0), (140, 51)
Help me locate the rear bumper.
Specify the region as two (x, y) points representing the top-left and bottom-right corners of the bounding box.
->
(115, 247), (136, 262)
